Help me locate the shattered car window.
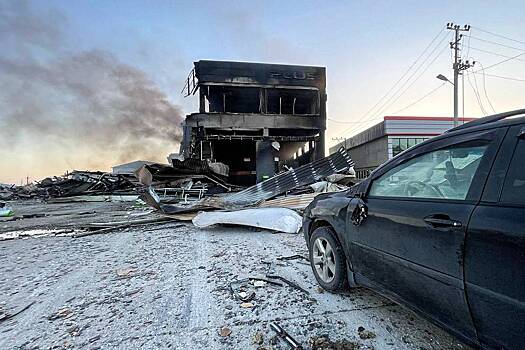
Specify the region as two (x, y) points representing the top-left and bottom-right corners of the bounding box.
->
(369, 141), (489, 200)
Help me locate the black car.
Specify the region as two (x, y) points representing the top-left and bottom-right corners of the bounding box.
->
(302, 109), (525, 350)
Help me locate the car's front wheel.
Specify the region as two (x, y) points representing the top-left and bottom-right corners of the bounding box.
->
(309, 226), (348, 292)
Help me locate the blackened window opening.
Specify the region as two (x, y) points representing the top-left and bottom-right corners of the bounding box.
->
(203, 86), (319, 115)
(266, 89), (319, 115)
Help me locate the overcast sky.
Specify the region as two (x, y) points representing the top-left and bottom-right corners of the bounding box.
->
(1, 0), (524, 183)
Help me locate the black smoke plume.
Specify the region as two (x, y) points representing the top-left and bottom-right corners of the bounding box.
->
(0, 1), (183, 170)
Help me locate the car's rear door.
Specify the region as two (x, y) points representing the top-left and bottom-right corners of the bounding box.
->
(346, 128), (506, 343)
(465, 124), (525, 350)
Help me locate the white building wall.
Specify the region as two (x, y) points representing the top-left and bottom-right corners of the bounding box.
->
(384, 118), (467, 134)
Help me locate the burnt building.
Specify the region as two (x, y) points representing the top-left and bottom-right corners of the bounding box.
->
(180, 60), (326, 185)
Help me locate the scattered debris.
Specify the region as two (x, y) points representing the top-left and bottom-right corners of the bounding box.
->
(240, 302), (255, 308)
(265, 274), (310, 295)
(116, 267), (137, 278)
(277, 254), (309, 262)
(0, 301), (35, 323)
(219, 326), (232, 337)
(253, 280), (267, 287)
(310, 181), (348, 193)
(0, 229), (75, 241)
(252, 331), (264, 345)
(47, 307), (74, 321)
(237, 291), (255, 302)
(37, 171), (138, 198)
(358, 326), (377, 340)
(47, 194), (139, 203)
(73, 216), (177, 238)
(88, 335), (101, 343)
(0, 202), (13, 217)
(229, 278), (283, 302)
(259, 193), (318, 210)
(309, 335), (362, 350)
(192, 208), (302, 233)
(270, 322), (303, 350)
(138, 149), (354, 217)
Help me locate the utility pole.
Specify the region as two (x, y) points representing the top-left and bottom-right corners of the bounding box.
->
(447, 23), (473, 126)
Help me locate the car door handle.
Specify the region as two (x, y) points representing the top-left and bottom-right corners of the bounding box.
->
(424, 215), (462, 228)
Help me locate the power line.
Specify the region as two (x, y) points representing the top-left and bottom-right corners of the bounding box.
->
(390, 82), (446, 115)
(468, 35), (525, 52)
(352, 28), (447, 126)
(466, 71), (487, 115)
(472, 50), (525, 72)
(374, 32), (450, 120)
(476, 61), (496, 113)
(469, 46), (525, 63)
(376, 36), (450, 117)
(471, 26), (525, 47)
(471, 71), (488, 114)
(335, 28), (447, 137)
(327, 118), (362, 124)
(339, 30), (451, 137)
(470, 71), (525, 82)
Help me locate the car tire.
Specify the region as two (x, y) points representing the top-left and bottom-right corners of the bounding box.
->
(309, 226), (348, 292)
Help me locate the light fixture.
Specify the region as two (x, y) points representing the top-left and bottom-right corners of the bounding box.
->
(436, 74), (454, 85)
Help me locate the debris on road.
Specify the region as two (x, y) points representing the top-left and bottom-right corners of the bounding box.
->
(357, 326), (377, 340)
(259, 193), (318, 210)
(0, 204), (14, 217)
(252, 331), (264, 345)
(0, 301), (35, 323)
(265, 274), (310, 296)
(277, 254), (310, 262)
(47, 307), (74, 321)
(0, 228), (75, 241)
(116, 267), (137, 278)
(240, 302), (255, 308)
(309, 335), (364, 350)
(192, 207), (302, 233)
(270, 322), (303, 350)
(219, 326), (232, 337)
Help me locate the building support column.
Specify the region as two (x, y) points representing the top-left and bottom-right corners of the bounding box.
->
(315, 129), (326, 160)
(256, 140), (276, 183)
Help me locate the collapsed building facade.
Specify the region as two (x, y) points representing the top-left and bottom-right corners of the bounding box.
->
(180, 60), (327, 185)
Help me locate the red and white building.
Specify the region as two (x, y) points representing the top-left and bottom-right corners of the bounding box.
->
(329, 116), (476, 179)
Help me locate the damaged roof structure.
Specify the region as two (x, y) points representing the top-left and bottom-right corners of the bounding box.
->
(180, 60), (327, 186)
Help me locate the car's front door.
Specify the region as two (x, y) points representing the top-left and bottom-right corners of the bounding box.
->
(346, 128), (506, 343)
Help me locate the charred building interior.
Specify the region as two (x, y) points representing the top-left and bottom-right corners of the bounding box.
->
(180, 60), (327, 185)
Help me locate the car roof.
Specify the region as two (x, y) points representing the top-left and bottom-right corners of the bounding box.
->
(446, 108), (525, 134)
